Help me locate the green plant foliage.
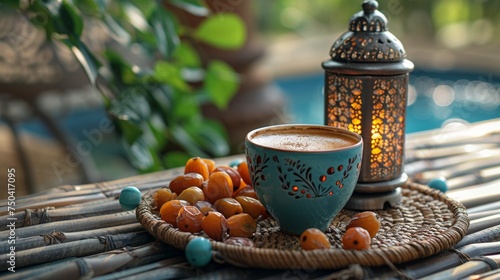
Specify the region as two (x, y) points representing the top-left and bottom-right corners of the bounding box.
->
(173, 42), (201, 68)
(193, 13), (246, 49)
(205, 60), (239, 109)
(169, 0), (209, 17)
(62, 38), (102, 87)
(150, 8), (180, 58)
(154, 61), (190, 91)
(186, 119), (229, 156)
(8, 0), (247, 172)
(123, 137), (163, 172)
(163, 151), (192, 169)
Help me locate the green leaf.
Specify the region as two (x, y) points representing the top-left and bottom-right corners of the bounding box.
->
(115, 118), (143, 145)
(185, 120), (230, 156)
(163, 151), (191, 168)
(204, 60), (239, 109)
(102, 13), (131, 43)
(59, 0), (84, 37)
(104, 49), (136, 85)
(170, 125), (208, 157)
(150, 9), (180, 58)
(74, 0), (100, 17)
(146, 113), (168, 150)
(149, 86), (173, 119)
(0, 1), (21, 9)
(173, 42), (201, 68)
(144, 148), (164, 173)
(169, 0), (209, 17)
(129, 0), (157, 17)
(62, 37), (102, 87)
(173, 96), (200, 119)
(154, 61), (190, 91)
(122, 138), (163, 172)
(109, 93), (151, 144)
(193, 13), (246, 49)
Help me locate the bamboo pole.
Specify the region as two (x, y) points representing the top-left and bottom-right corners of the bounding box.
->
(419, 254), (500, 280)
(90, 257), (192, 280)
(0, 193), (107, 215)
(366, 241), (500, 280)
(468, 214), (500, 235)
(468, 209), (500, 221)
(447, 179), (500, 209)
(0, 223), (145, 254)
(456, 225), (500, 248)
(405, 119), (500, 150)
(0, 231), (155, 270)
(0, 211), (137, 240)
(17, 241), (182, 280)
(463, 268), (500, 280)
(0, 199), (125, 228)
(0, 181), (165, 215)
(468, 201), (500, 214)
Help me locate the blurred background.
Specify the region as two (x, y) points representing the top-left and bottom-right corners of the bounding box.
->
(1, 0), (499, 197)
(256, 0), (500, 130)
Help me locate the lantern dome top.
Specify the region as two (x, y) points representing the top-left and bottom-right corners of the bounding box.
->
(350, 0), (387, 32)
(329, 0), (407, 63)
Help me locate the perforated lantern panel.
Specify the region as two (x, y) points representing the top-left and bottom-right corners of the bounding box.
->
(325, 73), (408, 183)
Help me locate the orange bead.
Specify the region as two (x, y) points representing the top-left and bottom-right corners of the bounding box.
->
(232, 185), (258, 200)
(342, 227), (371, 250)
(203, 172), (233, 203)
(300, 228), (331, 250)
(177, 186), (205, 206)
(185, 157), (210, 180)
(169, 173), (204, 195)
(202, 158), (216, 175)
(194, 200), (216, 215)
(202, 211), (229, 241)
(213, 166), (242, 191)
(159, 199), (190, 227)
(177, 206), (204, 233)
(237, 161), (252, 185)
(153, 188), (177, 209)
(227, 213), (257, 238)
(213, 198), (243, 218)
(235, 196), (266, 219)
(239, 179), (247, 188)
(346, 211), (381, 238)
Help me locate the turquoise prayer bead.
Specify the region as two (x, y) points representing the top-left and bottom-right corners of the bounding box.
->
(428, 177), (448, 193)
(185, 237), (212, 267)
(119, 186), (141, 210)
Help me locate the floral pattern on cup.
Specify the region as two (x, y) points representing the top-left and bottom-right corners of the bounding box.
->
(248, 153), (361, 199)
(246, 154), (270, 189)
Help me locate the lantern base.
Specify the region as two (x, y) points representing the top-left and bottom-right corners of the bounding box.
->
(345, 187), (402, 210)
(345, 174), (408, 210)
(355, 173), (408, 193)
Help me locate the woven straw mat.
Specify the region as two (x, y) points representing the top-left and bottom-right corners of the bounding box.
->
(137, 181), (469, 270)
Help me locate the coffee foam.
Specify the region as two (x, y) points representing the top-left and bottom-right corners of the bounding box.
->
(250, 128), (358, 151)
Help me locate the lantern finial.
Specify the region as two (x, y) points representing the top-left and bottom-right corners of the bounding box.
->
(348, 0), (387, 33)
(330, 0), (407, 64)
(362, 0), (378, 14)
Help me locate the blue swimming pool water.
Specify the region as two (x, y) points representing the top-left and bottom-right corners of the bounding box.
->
(275, 69), (500, 133)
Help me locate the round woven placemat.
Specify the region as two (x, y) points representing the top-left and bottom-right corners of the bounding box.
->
(136, 182), (469, 270)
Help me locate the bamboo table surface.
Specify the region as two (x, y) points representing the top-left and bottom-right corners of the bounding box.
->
(1, 119), (500, 280)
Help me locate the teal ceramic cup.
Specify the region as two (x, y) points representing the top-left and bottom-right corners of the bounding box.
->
(245, 124), (363, 236)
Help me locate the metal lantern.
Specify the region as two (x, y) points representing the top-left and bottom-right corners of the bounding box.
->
(322, 0), (414, 210)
